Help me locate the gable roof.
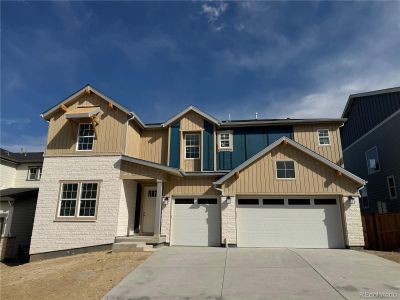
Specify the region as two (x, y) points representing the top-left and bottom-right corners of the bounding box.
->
(162, 105), (220, 127)
(41, 84), (133, 121)
(342, 86), (400, 118)
(214, 137), (366, 186)
(0, 148), (44, 164)
(121, 155), (183, 177)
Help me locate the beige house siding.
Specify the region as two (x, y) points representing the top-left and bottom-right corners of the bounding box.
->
(46, 93), (128, 156)
(0, 161), (16, 189)
(140, 129), (168, 164)
(180, 111), (204, 131)
(294, 124), (343, 165)
(164, 176), (217, 196)
(125, 122), (141, 158)
(222, 143), (359, 195)
(120, 160), (168, 181)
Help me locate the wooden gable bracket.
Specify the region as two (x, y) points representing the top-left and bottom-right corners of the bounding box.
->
(91, 116), (99, 139)
(336, 170), (342, 177)
(234, 171), (240, 179)
(60, 104), (69, 113)
(283, 140), (288, 146)
(85, 86), (91, 95)
(108, 101), (114, 109)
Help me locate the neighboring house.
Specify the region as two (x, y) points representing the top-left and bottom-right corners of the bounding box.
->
(30, 84), (366, 260)
(341, 87), (400, 213)
(0, 149), (43, 261)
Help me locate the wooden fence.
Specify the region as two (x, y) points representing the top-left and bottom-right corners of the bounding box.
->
(362, 213), (400, 251)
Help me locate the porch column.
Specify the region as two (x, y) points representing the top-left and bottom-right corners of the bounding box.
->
(154, 179), (163, 237)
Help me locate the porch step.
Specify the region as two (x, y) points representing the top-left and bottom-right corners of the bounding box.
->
(115, 236), (166, 244)
(112, 242), (154, 253)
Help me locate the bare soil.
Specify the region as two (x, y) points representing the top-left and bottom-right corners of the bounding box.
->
(359, 249), (400, 264)
(0, 251), (151, 300)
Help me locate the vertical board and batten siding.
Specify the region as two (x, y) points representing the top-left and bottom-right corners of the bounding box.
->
(169, 122), (180, 168)
(203, 120), (214, 171)
(341, 92), (400, 148)
(294, 124), (343, 165)
(126, 122), (141, 158)
(217, 126), (293, 170)
(223, 143), (359, 195)
(164, 176), (218, 196)
(120, 161), (168, 181)
(140, 129), (168, 164)
(46, 93), (128, 156)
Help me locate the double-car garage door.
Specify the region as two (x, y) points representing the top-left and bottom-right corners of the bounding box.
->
(237, 197), (345, 248)
(170, 198), (220, 246)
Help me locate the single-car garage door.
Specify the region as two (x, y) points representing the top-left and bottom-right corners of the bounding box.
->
(237, 197), (344, 248)
(171, 197), (220, 246)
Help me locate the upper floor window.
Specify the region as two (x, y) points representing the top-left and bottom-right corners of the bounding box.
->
(387, 175), (397, 199)
(276, 160), (295, 179)
(317, 129), (330, 145)
(365, 146), (380, 174)
(77, 123), (94, 151)
(184, 133), (200, 159)
(58, 181), (99, 219)
(27, 166), (42, 181)
(218, 131), (233, 151)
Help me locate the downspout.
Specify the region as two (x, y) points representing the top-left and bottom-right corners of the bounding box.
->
(212, 183), (224, 196)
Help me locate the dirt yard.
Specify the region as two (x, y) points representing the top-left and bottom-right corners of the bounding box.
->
(0, 251), (151, 300)
(360, 250), (400, 264)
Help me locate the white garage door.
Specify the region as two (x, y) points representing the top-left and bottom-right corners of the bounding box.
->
(237, 197), (345, 248)
(171, 198), (220, 246)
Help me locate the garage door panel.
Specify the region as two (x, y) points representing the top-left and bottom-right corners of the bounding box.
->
(237, 197), (344, 249)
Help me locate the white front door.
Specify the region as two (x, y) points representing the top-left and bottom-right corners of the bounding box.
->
(142, 187), (157, 234)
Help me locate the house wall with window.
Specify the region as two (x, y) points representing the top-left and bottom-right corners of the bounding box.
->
(343, 111), (400, 213)
(0, 161), (16, 189)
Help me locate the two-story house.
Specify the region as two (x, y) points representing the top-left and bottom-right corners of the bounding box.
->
(30, 85), (366, 260)
(0, 149), (43, 261)
(341, 87), (400, 213)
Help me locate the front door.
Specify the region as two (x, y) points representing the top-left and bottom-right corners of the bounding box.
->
(142, 186), (157, 234)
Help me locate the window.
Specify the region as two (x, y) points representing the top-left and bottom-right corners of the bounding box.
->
(198, 198), (218, 205)
(175, 199), (195, 205)
(276, 161), (295, 179)
(59, 183), (78, 217)
(317, 129), (330, 145)
(27, 167), (42, 181)
(288, 199), (310, 205)
(218, 131), (233, 151)
(387, 175), (397, 199)
(263, 199), (284, 205)
(147, 190), (157, 197)
(238, 199), (259, 205)
(77, 123), (95, 151)
(184, 133), (200, 159)
(365, 147), (380, 174)
(314, 199), (337, 205)
(57, 182), (100, 219)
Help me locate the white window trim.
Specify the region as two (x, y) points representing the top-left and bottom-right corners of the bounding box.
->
(184, 133), (201, 160)
(365, 146), (380, 175)
(76, 123), (95, 152)
(275, 160), (296, 180)
(317, 129), (330, 146)
(56, 181), (100, 221)
(387, 175), (397, 200)
(218, 130), (233, 151)
(27, 166), (42, 181)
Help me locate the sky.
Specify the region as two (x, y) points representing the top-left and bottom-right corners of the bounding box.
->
(1, 1), (400, 152)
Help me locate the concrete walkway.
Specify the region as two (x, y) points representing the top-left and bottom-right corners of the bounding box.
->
(103, 247), (400, 300)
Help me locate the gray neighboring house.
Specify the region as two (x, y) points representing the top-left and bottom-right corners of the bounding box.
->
(0, 149), (44, 261)
(341, 87), (400, 213)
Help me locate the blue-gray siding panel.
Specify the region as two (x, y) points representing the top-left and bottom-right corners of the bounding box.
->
(203, 120), (214, 171)
(343, 112), (400, 213)
(341, 92), (400, 148)
(169, 121), (180, 168)
(216, 126), (293, 170)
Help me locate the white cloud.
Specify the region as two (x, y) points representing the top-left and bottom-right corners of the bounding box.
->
(1, 135), (47, 152)
(201, 3), (228, 23)
(1, 117), (31, 126)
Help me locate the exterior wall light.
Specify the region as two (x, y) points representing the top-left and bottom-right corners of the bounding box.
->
(349, 196), (355, 205)
(226, 196), (231, 204)
(163, 197), (169, 204)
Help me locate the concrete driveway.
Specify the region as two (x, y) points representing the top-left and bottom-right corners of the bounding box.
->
(104, 247), (400, 300)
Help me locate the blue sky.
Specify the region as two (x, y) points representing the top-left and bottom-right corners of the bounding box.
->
(1, 1), (400, 152)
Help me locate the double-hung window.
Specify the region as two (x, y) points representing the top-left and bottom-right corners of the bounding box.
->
(365, 146), (380, 174)
(218, 131), (233, 151)
(317, 129), (330, 145)
(27, 166), (42, 181)
(58, 182), (100, 219)
(387, 175), (397, 199)
(276, 160), (295, 179)
(77, 123), (94, 151)
(185, 133), (200, 159)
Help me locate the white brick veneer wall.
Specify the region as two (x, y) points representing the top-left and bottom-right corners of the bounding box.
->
(341, 196), (365, 247)
(30, 156), (123, 254)
(161, 198), (171, 242)
(221, 196), (237, 245)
